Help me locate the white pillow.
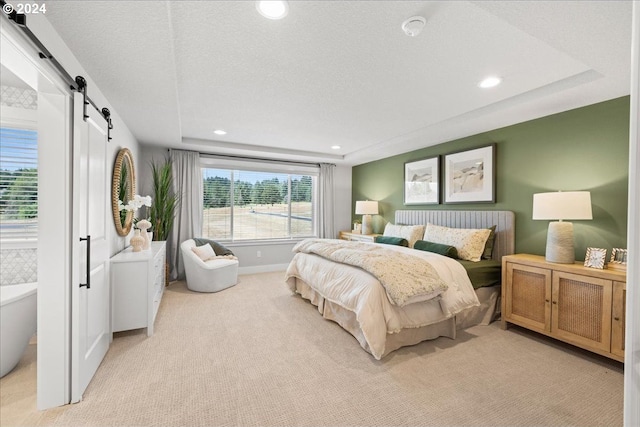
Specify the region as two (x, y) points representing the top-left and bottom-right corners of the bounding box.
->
(423, 223), (491, 262)
(192, 243), (216, 261)
(383, 223), (425, 248)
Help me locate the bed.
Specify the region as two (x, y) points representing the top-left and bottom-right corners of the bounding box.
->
(285, 210), (515, 359)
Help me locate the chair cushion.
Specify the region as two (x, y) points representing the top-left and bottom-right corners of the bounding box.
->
(192, 238), (235, 256)
(192, 243), (216, 261)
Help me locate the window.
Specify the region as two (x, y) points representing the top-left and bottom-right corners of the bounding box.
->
(0, 127), (38, 239)
(201, 158), (316, 241)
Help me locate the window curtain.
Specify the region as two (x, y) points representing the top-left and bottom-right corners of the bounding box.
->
(169, 149), (202, 280)
(318, 163), (335, 238)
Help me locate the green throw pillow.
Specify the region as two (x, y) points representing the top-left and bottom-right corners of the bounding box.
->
(482, 225), (497, 260)
(414, 240), (459, 259)
(374, 236), (409, 247)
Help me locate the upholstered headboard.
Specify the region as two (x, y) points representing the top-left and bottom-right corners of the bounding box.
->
(394, 210), (515, 261)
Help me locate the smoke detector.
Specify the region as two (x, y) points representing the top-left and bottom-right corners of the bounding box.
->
(401, 16), (426, 37)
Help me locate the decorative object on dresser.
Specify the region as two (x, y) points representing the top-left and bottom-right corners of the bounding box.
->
(130, 229), (144, 252)
(532, 191), (593, 264)
(443, 144), (495, 204)
(502, 253), (626, 362)
(608, 248), (627, 271)
(352, 219), (361, 234)
(339, 231), (381, 243)
(404, 156), (439, 205)
(355, 200), (378, 235)
(136, 219), (152, 250)
(110, 241), (166, 336)
(584, 247), (607, 269)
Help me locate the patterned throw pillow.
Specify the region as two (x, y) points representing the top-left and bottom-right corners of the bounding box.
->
(383, 223), (426, 248)
(423, 223), (491, 262)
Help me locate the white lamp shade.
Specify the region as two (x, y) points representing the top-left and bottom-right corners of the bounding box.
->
(355, 200), (379, 215)
(532, 191), (592, 220)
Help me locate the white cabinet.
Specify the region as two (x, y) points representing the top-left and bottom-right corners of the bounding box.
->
(111, 241), (166, 336)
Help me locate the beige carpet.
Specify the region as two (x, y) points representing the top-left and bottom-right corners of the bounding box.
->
(3, 271), (624, 426)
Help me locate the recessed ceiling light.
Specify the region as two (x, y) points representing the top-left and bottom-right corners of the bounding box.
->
(401, 16), (426, 37)
(478, 76), (502, 89)
(214, 129), (227, 135)
(331, 145), (341, 150)
(256, 1), (289, 20)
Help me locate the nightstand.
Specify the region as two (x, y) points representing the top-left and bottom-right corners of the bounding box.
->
(502, 253), (626, 362)
(338, 231), (381, 243)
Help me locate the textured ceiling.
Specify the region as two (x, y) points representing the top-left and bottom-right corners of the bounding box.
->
(39, 1), (632, 165)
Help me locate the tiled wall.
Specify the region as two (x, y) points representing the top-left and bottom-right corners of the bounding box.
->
(0, 85), (37, 109)
(1, 85), (39, 286)
(0, 247), (37, 286)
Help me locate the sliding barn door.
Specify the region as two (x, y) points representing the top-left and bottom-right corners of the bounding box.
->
(70, 92), (111, 402)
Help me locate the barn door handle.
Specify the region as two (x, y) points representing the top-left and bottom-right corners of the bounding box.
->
(80, 235), (91, 289)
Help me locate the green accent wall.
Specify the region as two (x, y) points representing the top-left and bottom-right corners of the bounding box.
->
(352, 96), (630, 261)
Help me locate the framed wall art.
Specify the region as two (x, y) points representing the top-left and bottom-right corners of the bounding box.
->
(584, 247), (607, 269)
(404, 156), (439, 205)
(443, 144), (495, 204)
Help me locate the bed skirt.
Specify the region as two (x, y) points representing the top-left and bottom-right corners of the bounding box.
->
(291, 278), (500, 359)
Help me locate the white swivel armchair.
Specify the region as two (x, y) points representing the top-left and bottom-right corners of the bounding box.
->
(180, 239), (239, 292)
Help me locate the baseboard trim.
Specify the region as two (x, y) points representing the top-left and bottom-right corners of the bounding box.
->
(239, 264), (289, 275)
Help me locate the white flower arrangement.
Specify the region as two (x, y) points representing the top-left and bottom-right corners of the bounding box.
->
(118, 194), (152, 212)
(118, 194), (152, 229)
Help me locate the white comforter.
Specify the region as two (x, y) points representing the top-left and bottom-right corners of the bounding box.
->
(285, 243), (480, 359)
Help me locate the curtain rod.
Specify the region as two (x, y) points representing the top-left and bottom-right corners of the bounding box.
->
(176, 150), (336, 168)
(1, 1), (114, 139)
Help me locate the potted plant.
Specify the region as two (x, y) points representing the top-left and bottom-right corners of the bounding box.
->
(353, 219), (362, 234)
(149, 156), (180, 242)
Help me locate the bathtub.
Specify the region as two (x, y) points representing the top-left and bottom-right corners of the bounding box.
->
(0, 282), (37, 378)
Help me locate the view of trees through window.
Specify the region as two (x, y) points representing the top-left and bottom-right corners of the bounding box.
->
(202, 168), (314, 240)
(0, 127), (38, 239)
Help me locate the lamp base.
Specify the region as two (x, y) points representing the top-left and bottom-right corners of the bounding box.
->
(362, 214), (373, 235)
(545, 221), (575, 264)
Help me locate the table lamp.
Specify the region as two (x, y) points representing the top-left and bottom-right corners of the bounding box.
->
(355, 200), (379, 235)
(532, 191), (592, 263)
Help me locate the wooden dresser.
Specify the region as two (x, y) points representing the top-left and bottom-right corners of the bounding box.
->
(111, 241), (166, 336)
(501, 254), (626, 362)
(338, 231), (381, 242)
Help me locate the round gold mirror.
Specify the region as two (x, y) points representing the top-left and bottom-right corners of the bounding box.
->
(112, 148), (136, 236)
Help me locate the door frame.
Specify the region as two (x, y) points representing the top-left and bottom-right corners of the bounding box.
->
(1, 22), (74, 410)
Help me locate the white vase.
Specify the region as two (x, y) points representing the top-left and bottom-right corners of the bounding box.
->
(147, 231), (153, 246)
(138, 227), (149, 250)
(130, 229), (144, 252)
